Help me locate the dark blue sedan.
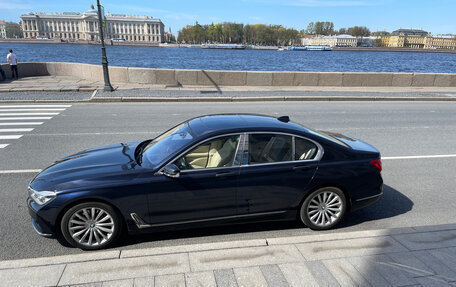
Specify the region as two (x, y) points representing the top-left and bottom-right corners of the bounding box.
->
(28, 114), (383, 250)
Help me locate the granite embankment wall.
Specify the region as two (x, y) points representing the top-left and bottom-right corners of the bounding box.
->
(1, 62), (456, 87)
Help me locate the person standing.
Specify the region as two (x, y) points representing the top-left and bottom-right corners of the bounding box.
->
(7, 49), (18, 79)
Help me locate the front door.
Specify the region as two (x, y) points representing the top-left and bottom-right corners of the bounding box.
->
(146, 134), (242, 225)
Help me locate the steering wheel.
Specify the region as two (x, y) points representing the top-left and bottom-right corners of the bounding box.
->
(176, 156), (191, 170)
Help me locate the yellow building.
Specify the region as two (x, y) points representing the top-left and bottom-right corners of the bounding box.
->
(380, 35), (456, 50)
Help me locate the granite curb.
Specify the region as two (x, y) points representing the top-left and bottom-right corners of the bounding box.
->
(1, 96), (456, 104)
(1, 223), (455, 286)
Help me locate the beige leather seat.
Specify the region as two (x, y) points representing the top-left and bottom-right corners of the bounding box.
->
(207, 138), (237, 168)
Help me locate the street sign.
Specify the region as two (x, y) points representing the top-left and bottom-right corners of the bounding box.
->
(100, 5), (106, 27)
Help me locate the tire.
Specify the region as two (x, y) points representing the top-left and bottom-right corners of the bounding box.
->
(299, 187), (346, 230)
(61, 202), (122, 250)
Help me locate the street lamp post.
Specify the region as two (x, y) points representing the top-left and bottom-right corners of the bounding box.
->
(96, 0), (113, 92)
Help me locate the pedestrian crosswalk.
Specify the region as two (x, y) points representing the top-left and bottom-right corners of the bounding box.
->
(0, 104), (72, 149)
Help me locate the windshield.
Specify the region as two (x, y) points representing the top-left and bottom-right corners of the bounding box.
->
(142, 122), (195, 166)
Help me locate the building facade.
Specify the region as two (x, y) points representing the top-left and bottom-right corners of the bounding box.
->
(380, 35), (456, 50)
(301, 35), (358, 47)
(0, 21), (6, 39)
(20, 6), (165, 43)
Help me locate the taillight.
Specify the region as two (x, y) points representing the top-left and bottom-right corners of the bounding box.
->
(370, 159), (382, 172)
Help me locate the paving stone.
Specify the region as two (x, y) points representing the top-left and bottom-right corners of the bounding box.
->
(70, 283), (103, 287)
(133, 276), (154, 287)
(415, 276), (454, 287)
(393, 229), (456, 250)
(279, 263), (319, 286)
(120, 239), (266, 258)
(260, 265), (289, 287)
(214, 269), (238, 287)
(185, 271), (216, 287)
(296, 236), (407, 260)
(412, 250), (456, 281)
(155, 274), (185, 287)
(348, 256), (391, 286)
(364, 255), (418, 286)
(427, 248), (456, 269)
(189, 245), (304, 272)
(387, 251), (435, 277)
(322, 258), (371, 286)
(102, 279), (134, 287)
(305, 261), (339, 286)
(0, 264), (65, 287)
(234, 266), (268, 287)
(59, 253), (190, 286)
(0, 250), (120, 269)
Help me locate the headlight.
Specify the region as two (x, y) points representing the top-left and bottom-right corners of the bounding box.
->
(28, 187), (57, 206)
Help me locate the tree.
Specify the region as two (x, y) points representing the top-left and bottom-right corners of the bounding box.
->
(5, 22), (22, 38)
(338, 28), (347, 35)
(347, 26), (371, 37)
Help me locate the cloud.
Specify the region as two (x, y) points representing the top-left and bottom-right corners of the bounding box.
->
(0, 0), (32, 10)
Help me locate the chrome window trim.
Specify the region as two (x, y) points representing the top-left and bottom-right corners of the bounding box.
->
(157, 133), (243, 174)
(242, 131), (324, 167)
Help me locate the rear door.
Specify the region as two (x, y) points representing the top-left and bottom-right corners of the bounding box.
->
(237, 133), (320, 215)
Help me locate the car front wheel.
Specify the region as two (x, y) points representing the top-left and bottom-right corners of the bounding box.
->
(61, 202), (122, 250)
(300, 187), (346, 230)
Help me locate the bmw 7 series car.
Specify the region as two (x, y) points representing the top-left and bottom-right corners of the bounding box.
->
(28, 114), (383, 250)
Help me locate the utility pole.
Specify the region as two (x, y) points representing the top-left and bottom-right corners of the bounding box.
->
(96, 0), (113, 92)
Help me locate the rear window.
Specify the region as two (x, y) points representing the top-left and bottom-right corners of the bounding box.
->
(304, 128), (350, 148)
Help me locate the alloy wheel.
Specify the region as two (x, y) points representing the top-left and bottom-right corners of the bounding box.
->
(306, 191), (343, 227)
(68, 207), (115, 247)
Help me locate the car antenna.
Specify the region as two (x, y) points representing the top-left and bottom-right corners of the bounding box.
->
(277, 116), (290, 123)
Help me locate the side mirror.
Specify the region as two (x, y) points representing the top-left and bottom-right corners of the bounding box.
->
(163, 163), (180, 178)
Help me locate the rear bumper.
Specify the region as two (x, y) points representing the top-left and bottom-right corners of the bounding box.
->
(351, 185), (383, 211)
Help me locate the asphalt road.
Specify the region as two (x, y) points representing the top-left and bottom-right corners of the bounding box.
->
(0, 101), (455, 260)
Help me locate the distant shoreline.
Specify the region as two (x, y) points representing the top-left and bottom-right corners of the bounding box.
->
(1, 39), (456, 54)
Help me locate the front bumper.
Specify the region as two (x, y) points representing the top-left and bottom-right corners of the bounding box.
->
(27, 198), (55, 237)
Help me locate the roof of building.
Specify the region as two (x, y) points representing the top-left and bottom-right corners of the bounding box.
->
(0, 21), (6, 25)
(391, 29), (429, 36)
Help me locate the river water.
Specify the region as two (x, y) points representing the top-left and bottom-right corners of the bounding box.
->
(1, 43), (456, 73)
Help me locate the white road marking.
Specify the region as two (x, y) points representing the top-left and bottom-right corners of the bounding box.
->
(0, 113), (60, 116)
(0, 122), (43, 126)
(0, 117), (53, 120)
(383, 154), (456, 160)
(0, 128), (34, 132)
(0, 144), (9, 149)
(0, 108), (66, 112)
(0, 105), (71, 108)
(0, 135), (23, 140)
(0, 169), (42, 174)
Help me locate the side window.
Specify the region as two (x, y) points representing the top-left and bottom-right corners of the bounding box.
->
(174, 135), (240, 170)
(295, 137), (318, 160)
(248, 134), (292, 164)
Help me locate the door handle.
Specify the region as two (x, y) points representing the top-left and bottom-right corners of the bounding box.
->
(293, 165), (312, 171)
(215, 172), (236, 177)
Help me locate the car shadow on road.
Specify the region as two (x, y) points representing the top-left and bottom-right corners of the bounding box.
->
(116, 184), (413, 248)
(337, 184), (414, 229)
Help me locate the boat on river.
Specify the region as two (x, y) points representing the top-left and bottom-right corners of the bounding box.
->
(289, 45), (332, 51)
(201, 44), (246, 50)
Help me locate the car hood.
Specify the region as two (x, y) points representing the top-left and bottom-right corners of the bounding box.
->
(30, 141), (146, 192)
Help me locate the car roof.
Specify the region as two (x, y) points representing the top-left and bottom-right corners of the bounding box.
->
(186, 114), (309, 137)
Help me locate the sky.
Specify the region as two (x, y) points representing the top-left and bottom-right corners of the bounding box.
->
(1, 0), (455, 35)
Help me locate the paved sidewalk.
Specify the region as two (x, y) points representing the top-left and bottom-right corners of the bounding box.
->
(0, 223), (455, 286)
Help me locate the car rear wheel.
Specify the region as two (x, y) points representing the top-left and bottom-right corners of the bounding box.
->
(61, 202), (122, 250)
(299, 187), (346, 230)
